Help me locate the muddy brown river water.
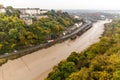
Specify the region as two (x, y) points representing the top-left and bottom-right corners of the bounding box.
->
(0, 20), (111, 80)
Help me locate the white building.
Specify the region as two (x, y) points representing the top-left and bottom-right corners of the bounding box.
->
(20, 14), (30, 18)
(0, 8), (6, 13)
(23, 17), (33, 25)
(74, 15), (80, 19)
(17, 8), (48, 15)
(25, 8), (40, 15)
(20, 14), (33, 25)
(37, 15), (48, 20)
(17, 8), (49, 25)
(40, 9), (48, 14)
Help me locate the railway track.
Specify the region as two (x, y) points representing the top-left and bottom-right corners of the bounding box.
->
(0, 21), (93, 59)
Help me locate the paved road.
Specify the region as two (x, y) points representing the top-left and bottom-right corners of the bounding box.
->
(0, 20), (111, 80)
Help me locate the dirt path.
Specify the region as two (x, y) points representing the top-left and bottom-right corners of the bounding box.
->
(0, 20), (111, 80)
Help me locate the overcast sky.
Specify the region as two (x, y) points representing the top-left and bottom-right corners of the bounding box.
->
(0, 0), (120, 10)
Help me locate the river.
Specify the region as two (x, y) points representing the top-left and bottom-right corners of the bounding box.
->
(0, 19), (111, 80)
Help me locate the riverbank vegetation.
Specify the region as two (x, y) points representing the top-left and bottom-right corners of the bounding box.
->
(46, 20), (120, 80)
(0, 7), (79, 55)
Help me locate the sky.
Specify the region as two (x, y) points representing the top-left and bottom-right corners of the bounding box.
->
(0, 0), (120, 10)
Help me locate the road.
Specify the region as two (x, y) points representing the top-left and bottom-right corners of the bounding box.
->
(0, 20), (111, 80)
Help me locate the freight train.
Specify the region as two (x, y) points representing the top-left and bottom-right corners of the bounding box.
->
(70, 22), (92, 40)
(47, 22), (92, 43)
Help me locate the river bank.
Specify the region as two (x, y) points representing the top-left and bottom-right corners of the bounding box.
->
(0, 21), (87, 65)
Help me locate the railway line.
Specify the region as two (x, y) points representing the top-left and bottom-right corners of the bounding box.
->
(60, 22), (92, 40)
(0, 21), (93, 59)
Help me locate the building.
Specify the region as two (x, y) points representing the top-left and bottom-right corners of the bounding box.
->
(18, 8), (49, 25)
(20, 14), (33, 25)
(40, 9), (48, 14)
(74, 15), (80, 19)
(20, 14), (30, 18)
(0, 8), (6, 13)
(23, 17), (33, 25)
(37, 15), (48, 20)
(16, 8), (48, 15)
(17, 8), (40, 15)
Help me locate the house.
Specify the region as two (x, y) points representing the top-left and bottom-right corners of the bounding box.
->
(23, 17), (33, 25)
(74, 15), (80, 19)
(40, 9), (48, 14)
(20, 14), (30, 18)
(0, 8), (6, 13)
(37, 15), (48, 20)
(20, 14), (33, 25)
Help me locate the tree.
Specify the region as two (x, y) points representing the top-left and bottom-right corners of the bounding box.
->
(5, 6), (20, 17)
(113, 70), (120, 80)
(67, 52), (79, 64)
(46, 60), (77, 80)
(66, 68), (91, 80)
(0, 43), (3, 50)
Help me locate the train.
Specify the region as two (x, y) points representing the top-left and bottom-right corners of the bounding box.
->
(47, 22), (92, 43)
(77, 23), (92, 36)
(70, 22), (92, 40)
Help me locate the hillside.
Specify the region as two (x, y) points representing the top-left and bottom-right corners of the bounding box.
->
(0, 8), (79, 54)
(46, 20), (120, 80)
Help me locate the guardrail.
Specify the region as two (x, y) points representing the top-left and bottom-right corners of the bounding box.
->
(0, 22), (92, 59)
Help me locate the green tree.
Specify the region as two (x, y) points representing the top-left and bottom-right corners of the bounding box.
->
(66, 68), (91, 80)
